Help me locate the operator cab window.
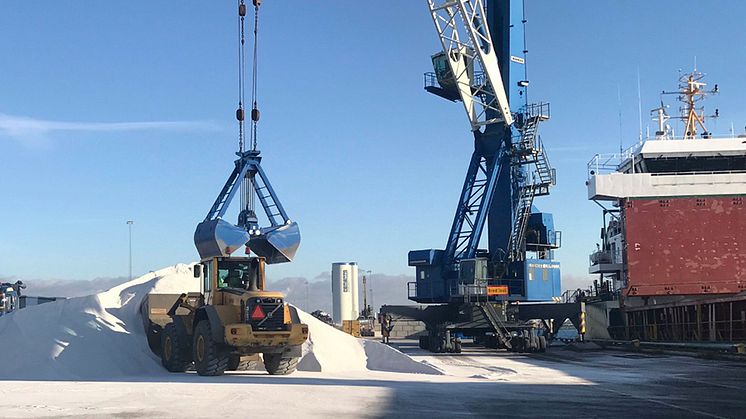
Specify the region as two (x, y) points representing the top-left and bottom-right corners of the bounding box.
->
(217, 260), (259, 290)
(203, 263), (212, 292)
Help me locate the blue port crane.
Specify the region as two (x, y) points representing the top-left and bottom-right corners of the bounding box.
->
(381, 0), (585, 354)
(408, 0), (561, 305)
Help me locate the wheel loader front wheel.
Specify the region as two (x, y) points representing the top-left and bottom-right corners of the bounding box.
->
(193, 320), (229, 376)
(263, 353), (299, 375)
(161, 323), (192, 372)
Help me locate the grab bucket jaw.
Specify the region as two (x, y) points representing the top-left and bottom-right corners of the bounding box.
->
(249, 221), (301, 264)
(194, 219), (251, 260)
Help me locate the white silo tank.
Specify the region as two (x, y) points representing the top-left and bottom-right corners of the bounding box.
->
(349, 262), (359, 319)
(331, 263), (354, 324)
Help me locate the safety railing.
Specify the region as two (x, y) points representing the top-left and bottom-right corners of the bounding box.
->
(459, 283), (491, 303)
(423, 71), (486, 91)
(519, 102), (551, 120)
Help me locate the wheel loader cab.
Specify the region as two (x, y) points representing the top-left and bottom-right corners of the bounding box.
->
(197, 257), (266, 301)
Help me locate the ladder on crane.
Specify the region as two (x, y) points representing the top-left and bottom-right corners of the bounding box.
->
(508, 183), (536, 262)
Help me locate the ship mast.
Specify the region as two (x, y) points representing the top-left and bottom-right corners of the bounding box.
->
(661, 71), (719, 139)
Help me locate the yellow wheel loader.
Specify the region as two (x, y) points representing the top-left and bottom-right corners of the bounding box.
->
(142, 256), (308, 376)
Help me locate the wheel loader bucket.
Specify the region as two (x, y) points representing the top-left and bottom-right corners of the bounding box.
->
(194, 219), (251, 259)
(249, 221), (300, 264)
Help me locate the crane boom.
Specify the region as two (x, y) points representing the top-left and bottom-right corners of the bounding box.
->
(427, 0), (514, 130)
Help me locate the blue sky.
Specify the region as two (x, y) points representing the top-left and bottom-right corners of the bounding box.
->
(1, 1), (745, 287)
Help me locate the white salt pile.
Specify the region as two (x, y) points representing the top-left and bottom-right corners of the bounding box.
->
(0, 264), (440, 380)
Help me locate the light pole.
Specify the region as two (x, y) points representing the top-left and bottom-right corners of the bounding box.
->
(363, 269), (373, 318)
(127, 220), (134, 280)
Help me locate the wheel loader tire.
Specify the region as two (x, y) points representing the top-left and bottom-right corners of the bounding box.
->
(193, 320), (230, 376)
(227, 355), (258, 371)
(263, 353), (299, 375)
(161, 323), (192, 373)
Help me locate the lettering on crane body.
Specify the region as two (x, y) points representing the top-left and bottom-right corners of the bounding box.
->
(527, 263), (559, 269)
(510, 55), (525, 64)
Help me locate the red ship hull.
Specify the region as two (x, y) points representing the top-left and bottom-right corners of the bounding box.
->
(624, 196), (746, 296)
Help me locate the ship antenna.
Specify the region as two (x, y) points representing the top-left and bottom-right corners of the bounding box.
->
(637, 67), (643, 142)
(617, 85), (623, 155)
(661, 70), (719, 139)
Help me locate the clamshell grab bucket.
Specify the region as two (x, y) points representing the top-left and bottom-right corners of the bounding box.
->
(195, 219), (300, 263)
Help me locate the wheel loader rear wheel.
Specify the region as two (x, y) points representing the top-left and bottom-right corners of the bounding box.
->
(263, 353), (299, 375)
(227, 354), (258, 371)
(161, 323), (192, 372)
(193, 320), (229, 376)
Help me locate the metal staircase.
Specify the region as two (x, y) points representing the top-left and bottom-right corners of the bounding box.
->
(505, 103), (556, 262)
(508, 183), (536, 262)
(532, 136), (554, 196)
(519, 115), (541, 152)
(478, 302), (512, 348)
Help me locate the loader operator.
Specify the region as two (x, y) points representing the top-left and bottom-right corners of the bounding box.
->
(226, 268), (244, 288)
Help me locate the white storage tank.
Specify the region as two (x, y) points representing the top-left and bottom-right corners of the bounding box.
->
(331, 262), (356, 324)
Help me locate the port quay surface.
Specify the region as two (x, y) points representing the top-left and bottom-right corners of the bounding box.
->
(1, 340), (743, 418)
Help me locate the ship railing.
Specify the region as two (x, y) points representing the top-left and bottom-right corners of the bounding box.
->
(589, 247), (622, 266)
(619, 321), (746, 346)
(587, 150), (636, 179)
(650, 169), (746, 177)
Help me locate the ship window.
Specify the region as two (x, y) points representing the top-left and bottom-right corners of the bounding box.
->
(734, 197), (743, 206)
(643, 156), (746, 174)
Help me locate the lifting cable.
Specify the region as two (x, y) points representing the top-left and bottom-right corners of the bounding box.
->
(237, 1), (261, 219)
(236, 0), (261, 154)
(237, 0), (247, 153)
(250, 0), (260, 151)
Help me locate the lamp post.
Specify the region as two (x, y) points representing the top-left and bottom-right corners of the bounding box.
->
(363, 269), (373, 318)
(126, 220), (134, 280)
